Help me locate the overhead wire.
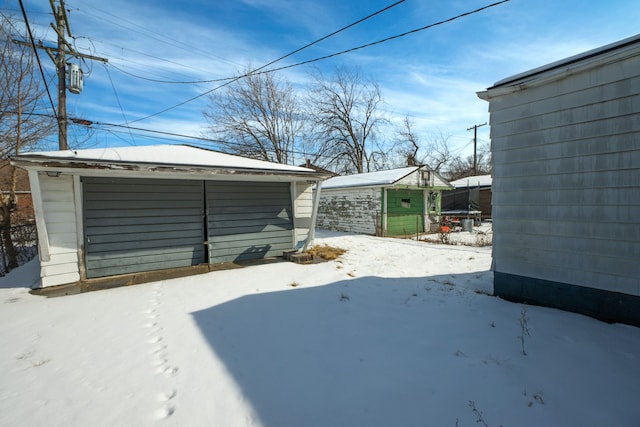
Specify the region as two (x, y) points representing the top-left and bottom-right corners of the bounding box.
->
(16, 0), (58, 119)
(126, 0), (409, 124)
(67, 1), (244, 69)
(102, 63), (135, 145)
(127, 0), (510, 124)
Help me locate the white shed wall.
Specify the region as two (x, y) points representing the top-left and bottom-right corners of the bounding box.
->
(38, 173), (81, 287)
(317, 188), (381, 235)
(489, 49), (640, 296)
(293, 182), (314, 249)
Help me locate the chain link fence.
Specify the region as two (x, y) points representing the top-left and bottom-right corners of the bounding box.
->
(0, 223), (38, 275)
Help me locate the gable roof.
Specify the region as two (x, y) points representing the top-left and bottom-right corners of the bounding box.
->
(321, 166), (420, 189)
(11, 144), (328, 179)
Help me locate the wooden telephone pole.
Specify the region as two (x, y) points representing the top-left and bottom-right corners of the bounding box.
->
(15, 0), (108, 150)
(467, 122), (487, 175)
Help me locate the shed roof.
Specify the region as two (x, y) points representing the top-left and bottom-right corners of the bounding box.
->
(321, 166), (419, 189)
(449, 174), (492, 189)
(12, 144), (326, 179)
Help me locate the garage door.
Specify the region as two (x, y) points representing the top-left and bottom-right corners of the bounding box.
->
(83, 177), (205, 278)
(206, 181), (293, 263)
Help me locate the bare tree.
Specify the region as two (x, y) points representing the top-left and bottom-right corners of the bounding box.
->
(0, 15), (54, 271)
(307, 67), (387, 174)
(203, 68), (303, 164)
(396, 117), (452, 171)
(445, 142), (492, 181)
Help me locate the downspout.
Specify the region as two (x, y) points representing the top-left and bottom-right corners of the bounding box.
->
(302, 179), (323, 251)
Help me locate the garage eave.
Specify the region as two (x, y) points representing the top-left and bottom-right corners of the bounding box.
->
(10, 157), (330, 181)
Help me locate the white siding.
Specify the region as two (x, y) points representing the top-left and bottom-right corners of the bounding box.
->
(317, 188), (381, 235)
(292, 182), (314, 249)
(489, 47), (640, 296)
(38, 173), (80, 287)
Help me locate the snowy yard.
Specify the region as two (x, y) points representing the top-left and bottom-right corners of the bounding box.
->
(1, 230), (639, 427)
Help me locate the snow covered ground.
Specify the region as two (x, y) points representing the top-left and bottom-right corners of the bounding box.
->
(1, 230), (639, 427)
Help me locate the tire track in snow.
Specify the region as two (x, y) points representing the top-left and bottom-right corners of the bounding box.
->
(144, 282), (179, 420)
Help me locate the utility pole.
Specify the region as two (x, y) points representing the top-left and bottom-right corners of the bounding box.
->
(15, 0), (107, 150)
(467, 122), (487, 175)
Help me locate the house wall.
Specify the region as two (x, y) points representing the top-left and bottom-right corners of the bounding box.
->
(317, 188), (381, 235)
(488, 44), (640, 323)
(37, 173), (81, 287)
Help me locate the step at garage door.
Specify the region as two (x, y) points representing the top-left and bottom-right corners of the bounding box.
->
(206, 181), (293, 263)
(83, 177), (205, 278)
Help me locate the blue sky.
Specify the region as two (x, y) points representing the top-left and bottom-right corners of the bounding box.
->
(10, 0), (640, 163)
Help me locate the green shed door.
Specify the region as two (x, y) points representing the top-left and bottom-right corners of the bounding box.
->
(83, 177), (205, 278)
(386, 189), (425, 236)
(206, 181), (293, 263)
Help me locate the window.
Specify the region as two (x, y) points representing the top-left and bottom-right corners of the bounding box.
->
(401, 198), (411, 208)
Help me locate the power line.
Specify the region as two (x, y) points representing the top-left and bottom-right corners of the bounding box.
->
(126, 0), (408, 123)
(256, 0), (512, 75)
(128, 0), (510, 124)
(15, 0), (58, 119)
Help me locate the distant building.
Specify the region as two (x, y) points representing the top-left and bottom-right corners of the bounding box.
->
(0, 160), (34, 224)
(441, 174), (492, 220)
(478, 34), (640, 326)
(317, 166), (452, 236)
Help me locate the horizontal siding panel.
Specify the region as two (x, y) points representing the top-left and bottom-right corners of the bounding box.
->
(83, 178), (204, 278)
(84, 208), (201, 219)
(87, 248), (204, 270)
(492, 169), (638, 191)
(87, 259), (202, 278)
(494, 150), (638, 177)
(489, 58), (640, 111)
(494, 204), (635, 224)
(208, 223), (292, 236)
(494, 257), (639, 295)
(497, 219), (638, 242)
(210, 230), (293, 245)
(493, 241), (638, 281)
(494, 187), (640, 206)
(41, 251), (77, 264)
(207, 180), (293, 263)
(88, 237), (203, 253)
(84, 199), (203, 210)
(491, 113), (640, 146)
(495, 228), (640, 258)
(84, 191), (202, 202)
(48, 233), (79, 250)
(317, 188), (381, 235)
(43, 211), (76, 226)
(87, 228), (202, 245)
(41, 261), (80, 277)
(490, 79), (640, 125)
(42, 272), (80, 288)
(46, 221), (77, 234)
(85, 215), (202, 227)
(86, 222), (203, 236)
(492, 134), (637, 164)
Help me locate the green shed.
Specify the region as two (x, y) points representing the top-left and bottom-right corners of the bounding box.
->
(317, 166), (452, 236)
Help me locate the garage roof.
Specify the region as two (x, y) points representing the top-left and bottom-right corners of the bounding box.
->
(321, 166), (419, 189)
(448, 174), (492, 188)
(12, 144), (328, 178)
